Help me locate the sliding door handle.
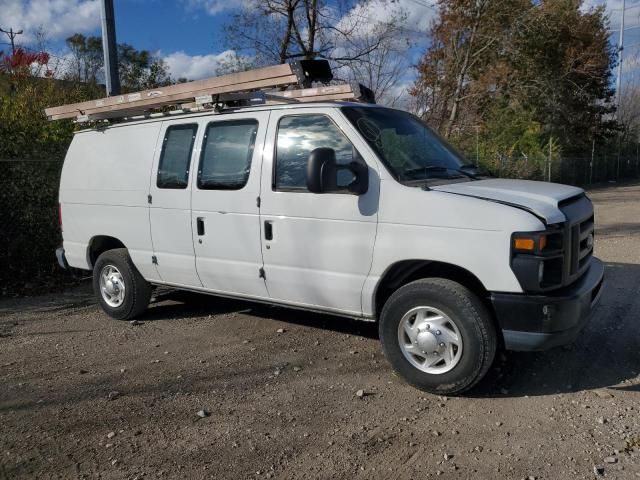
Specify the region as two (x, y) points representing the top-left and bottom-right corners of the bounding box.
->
(197, 217), (205, 236)
(264, 221), (273, 241)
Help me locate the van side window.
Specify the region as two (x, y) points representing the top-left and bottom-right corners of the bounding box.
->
(157, 124), (197, 189)
(197, 119), (259, 190)
(275, 114), (355, 191)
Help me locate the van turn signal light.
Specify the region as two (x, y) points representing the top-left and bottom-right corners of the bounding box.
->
(514, 238), (535, 251)
(514, 235), (546, 252)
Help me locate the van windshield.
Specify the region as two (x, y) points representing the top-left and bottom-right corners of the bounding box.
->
(341, 106), (476, 184)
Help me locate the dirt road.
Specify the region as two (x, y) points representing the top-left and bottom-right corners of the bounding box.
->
(1, 183), (639, 480)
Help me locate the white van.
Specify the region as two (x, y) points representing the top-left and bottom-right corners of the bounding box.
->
(56, 102), (604, 394)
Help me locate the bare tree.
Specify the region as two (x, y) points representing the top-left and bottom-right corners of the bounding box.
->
(224, 0), (413, 105)
(329, 2), (412, 105)
(224, 0), (320, 65)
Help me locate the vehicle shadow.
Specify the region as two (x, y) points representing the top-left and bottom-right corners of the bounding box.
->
(140, 262), (640, 398)
(471, 261), (640, 398)
(141, 288), (379, 339)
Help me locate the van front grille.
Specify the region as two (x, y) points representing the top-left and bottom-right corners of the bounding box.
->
(561, 195), (594, 286)
(578, 215), (594, 270)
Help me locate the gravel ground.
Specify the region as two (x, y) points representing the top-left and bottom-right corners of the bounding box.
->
(1, 182), (639, 480)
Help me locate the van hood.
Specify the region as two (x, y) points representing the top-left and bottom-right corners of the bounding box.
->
(431, 179), (584, 224)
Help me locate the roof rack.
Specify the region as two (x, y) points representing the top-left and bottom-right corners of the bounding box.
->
(44, 60), (375, 123)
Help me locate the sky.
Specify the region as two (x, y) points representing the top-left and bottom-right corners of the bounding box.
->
(0, 0), (435, 82)
(1, 0), (639, 90)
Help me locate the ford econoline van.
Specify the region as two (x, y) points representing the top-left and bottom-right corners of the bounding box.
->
(55, 102), (604, 394)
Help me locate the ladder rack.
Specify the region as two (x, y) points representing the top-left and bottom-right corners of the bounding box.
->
(44, 60), (375, 123)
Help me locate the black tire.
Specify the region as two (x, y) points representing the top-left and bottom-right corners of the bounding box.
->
(379, 278), (497, 395)
(93, 248), (151, 320)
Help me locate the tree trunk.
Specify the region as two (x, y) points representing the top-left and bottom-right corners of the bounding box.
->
(305, 0), (317, 60)
(278, 1), (296, 64)
(444, 8), (482, 137)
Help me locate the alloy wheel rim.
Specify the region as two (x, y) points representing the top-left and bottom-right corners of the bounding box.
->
(397, 306), (463, 374)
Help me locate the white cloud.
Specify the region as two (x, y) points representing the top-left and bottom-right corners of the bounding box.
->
(335, 0), (436, 40)
(0, 0), (101, 45)
(185, 0), (252, 15)
(163, 49), (243, 80)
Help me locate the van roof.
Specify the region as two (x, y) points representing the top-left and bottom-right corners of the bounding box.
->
(75, 101), (382, 133)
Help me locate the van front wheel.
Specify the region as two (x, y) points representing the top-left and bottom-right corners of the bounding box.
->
(93, 248), (151, 320)
(379, 278), (496, 395)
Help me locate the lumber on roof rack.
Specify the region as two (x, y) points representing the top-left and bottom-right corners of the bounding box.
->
(272, 83), (375, 104)
(45, 63), (302, 121)
(44, 60), (375, 123)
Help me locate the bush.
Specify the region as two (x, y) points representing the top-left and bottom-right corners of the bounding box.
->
(0, 159), (72, 294)
(0, 76), (92, 295)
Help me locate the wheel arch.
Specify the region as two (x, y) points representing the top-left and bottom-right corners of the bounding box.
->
(87, 235), (127, 269)
(373, 260), (493, 320)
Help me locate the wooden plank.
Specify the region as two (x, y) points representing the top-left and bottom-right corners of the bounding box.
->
(267, 84), (374, 103)
(277, 84), (354, 100)
(48, 74), (299, 120)
(285, 92), (355, 103)
(45, 63), (299, 119)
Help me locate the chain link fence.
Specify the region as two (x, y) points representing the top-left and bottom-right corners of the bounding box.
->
(471, 153), (640, 186)
(449, 126), (640, 186)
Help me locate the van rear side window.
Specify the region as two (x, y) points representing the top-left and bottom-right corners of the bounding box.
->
(157, 124), (197, 189)
(197, 119), (258, 190)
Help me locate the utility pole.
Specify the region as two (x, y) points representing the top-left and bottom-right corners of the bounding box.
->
(615, 1), (625, 182)
(616, 0), (626, 107)
(0, 27), (23, 55)
(100, 0), (120, 96)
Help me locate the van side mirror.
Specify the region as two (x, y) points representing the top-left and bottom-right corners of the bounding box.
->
(306, 147), (368, 195)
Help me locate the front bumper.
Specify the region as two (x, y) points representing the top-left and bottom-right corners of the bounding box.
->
(491, 257), (604, 351)
(56, 247), (69, 269)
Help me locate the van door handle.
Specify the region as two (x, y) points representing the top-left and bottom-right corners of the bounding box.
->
(264, 221), (273, 241)
(197, 217), (205, 236)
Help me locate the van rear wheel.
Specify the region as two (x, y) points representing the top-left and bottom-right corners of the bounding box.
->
(93, 248), (151, 320)
(379, 278), (496, 395)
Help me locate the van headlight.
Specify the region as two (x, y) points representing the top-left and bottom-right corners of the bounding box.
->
(511, 229), (564, 291)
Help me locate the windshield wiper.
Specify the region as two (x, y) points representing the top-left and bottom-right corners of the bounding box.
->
(458, 164), (491, 178)
(402, 166), (466, 180)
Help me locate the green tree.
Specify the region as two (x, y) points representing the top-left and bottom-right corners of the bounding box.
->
(65, 33), (104, 83)
(118, 43), (171, 92)
(411, 0), (617, 156)
(63, 34), (172, 92)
